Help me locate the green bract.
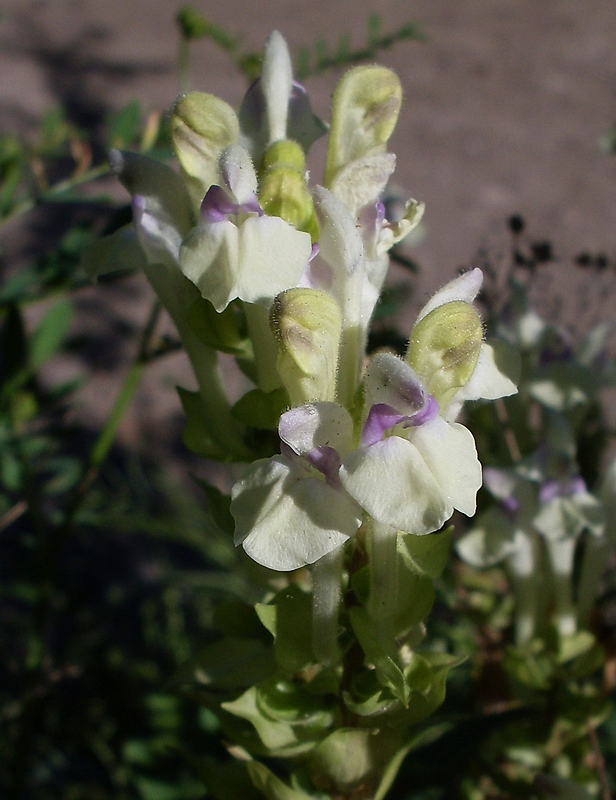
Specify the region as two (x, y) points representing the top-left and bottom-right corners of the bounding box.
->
(407, 300), (483, 409)
(171, 91), (239, 206)
(270, 288), (342, 405)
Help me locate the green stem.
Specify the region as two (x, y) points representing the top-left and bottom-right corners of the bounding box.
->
(506, 529), (541, 645)
(244, 302), (283, 394)
(0, 164), (110, 231)
(577, 532), (611, 629)
(143, 261), (251, 460)
(368, 520), (399, 633)
(545, 536), (577, 637)
(312, 548), (344, 665)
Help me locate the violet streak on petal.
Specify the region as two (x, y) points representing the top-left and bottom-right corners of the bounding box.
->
(539, 475), (587, 503)
(200, 185), (263, 223)
(500, 496), (520, 516)
(403, 394), (440, 428)
(305, 446), (342, 487)
(361, 403), (406, 447)
(131, 195), (146, 223)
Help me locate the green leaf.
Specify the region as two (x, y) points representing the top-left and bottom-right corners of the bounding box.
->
(256, 678), (333, 728)
(194, 760), (262, 800)
(186, 296), (250, 355)
(343, 668), (399, 718)
(134, 776), (183, 800)
(504, 641), (554, 690)
(556, 631), (596, 664)
(176, 387), (227, 460)
(310, 728), (382, 791)
(401, 652), (463, 726)
(194, 638), (275, 689)
(214, 599), (272, 640)
(349, 607), (408, 704)
(221, 687), (319, 757)
(373, 722), (454, 800)
(246, 761), (314, 800)
(80, 225), (146, 281)
(231, 388), (289, 430)
(399, 527), (452, 578)
(195, 481), (234, 536)
(257, 585), (315, 673)
(107, 100), (141, 148)
(29, 299), (72, 369)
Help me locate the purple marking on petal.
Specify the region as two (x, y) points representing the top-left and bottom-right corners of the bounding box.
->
(403, 394), (440, 427)
(309, 243), (320, 262)
(201, 185), (263, 222)
(201, 185), (237, 222)
(539, 479), (559, 504)
(361, 403), (407, 447)
(306, 446), (342, 486)
(539, 343), (574, 366)
(539, 475), (587, 503)
(131, 195), (146, 224)
(356, 202), (381, 245)
(240, 195), (264, 216)
(500, 496), (520, 516)
(393, 370), (430, 414)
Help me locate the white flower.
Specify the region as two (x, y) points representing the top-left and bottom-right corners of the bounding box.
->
(180, 144), (312, 312)
(340, 353), (482, 534)
(231, 403), (363, 571)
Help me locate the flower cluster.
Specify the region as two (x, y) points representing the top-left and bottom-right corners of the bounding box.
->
(96, 30), (516, 574)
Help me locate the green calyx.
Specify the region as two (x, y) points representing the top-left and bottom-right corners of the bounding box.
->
(270, 288), (342, 405)
(258, 140), (319, 240)
(407, 300), (483, 408)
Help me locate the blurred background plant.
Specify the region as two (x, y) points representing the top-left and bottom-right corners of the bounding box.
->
(1, 6), (616, 800)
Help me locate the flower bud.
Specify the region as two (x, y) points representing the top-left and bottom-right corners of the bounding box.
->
(325, 66), (402, 186)
(406, 300), (483, 408)
(270, 288), (342, 405)
(258, 140), (318, 239)
(171, 92), (239, 204)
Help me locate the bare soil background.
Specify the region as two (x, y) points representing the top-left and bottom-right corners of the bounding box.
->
(2, 0), (616, 451)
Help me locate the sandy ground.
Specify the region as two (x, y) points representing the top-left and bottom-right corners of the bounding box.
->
(2, 0), (616, 448)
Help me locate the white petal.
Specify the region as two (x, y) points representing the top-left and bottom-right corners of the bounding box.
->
(416, 268), (483, 323)
(278, 403), (355, 456)
(231, 457), (360, 571)
(364, 352), (426, 414)
(449, 342), (518, 413)
(340, 436), (450, 534)
(261, 30), (293, 144)
(219, 144), (258, 203)
(180, 219), (239, 311)
(329, 152), (396, 216)
(411, 418), (481, 517)
(109, 149), (193, 236)
(313, 186), (364, 277)
(235, 216), (312, 304)
(456, 507), (517, 567)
